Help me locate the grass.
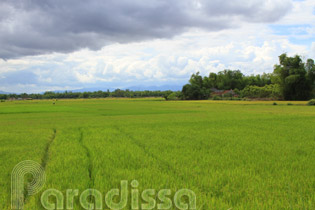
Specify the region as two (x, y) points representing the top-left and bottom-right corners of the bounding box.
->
(0, 99), (314, 209)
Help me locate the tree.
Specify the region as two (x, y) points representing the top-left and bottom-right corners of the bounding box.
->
(0, 94), (7, 100)
(245, 73), (272, 87)
(80, 92), (90, 98)
(306, 59), (315, 98)
(166, 92), (178, 100)
(182, 72), (210, 100)
(273, 54), (312, 100)
(215, 70), (245, 90)
(241, 84), (281, 99)
(163, 90), (173, 100)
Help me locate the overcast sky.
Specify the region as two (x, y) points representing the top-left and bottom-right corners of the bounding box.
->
(0, 0), (314, 93)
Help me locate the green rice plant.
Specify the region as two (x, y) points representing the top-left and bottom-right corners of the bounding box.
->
(0, 99), (314, 209)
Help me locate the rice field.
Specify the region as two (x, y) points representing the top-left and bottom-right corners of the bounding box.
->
(0, 99), (314, 209)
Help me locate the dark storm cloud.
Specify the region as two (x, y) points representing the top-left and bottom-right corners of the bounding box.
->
(0, 0), (292, 59)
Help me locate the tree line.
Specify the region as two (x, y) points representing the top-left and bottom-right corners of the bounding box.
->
(181, 54), (315, 100)
(0, 89), (178, 100)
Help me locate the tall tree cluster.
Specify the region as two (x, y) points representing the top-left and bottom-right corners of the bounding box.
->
(273, 54), (314, 100)
(182, 71), (272, 100)
(182, 54), (315, 100)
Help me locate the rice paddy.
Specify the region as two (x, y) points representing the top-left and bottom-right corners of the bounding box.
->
(0, 99), (314, 209)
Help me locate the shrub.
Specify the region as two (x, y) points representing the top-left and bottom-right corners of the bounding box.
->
(308, 99), (315, 106)
(213, 95), (222, 100)
(0, 99), (5, 102)
(240, 84), (281, 99)
(166, 92), (178, 101)
(233, 98), (242, 101)
(273, 102), (278, 106)
(287, 103), (293, 106)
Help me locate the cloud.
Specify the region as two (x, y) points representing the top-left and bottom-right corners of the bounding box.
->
(1, 0), (314, 94)
(0, 23), (311, 93)
(0, 70), (38, 85)
(0, 0), (292, 59)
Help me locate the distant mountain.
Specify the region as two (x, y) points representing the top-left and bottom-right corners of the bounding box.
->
(54, 87), (115, 93)
(0, 90), (12, 94)
(59, 85), (182, 93)
(0, 85), (183, 95)
(125, 85), (182, 91)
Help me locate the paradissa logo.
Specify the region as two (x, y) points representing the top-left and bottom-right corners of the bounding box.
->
(12, 161), (197, 210)
(41, 180), (196, 210)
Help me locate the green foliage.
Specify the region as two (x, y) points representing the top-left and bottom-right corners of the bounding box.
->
(306, 59), (315, 98)
(306, 59), (315, 82)
(182, 72), (210, 100)
(79, 92), (90, 98)
(245, 73), (272, 87)
(203, 70), (272, 91)
(0, 89), (179, 100)
(0, 94), (7, 100)
(162, 90), (173, 100)
(308, 99), (315, 106)
(215, 70), (245, 90)
(166, 92), (178, 100)
(182, 70), (274, 100)
(240, 84), (281, 99)
(182, 54), (314, 101)
(212, 95), (222, 100)
(287, 103), (293, 106)
(273, 102), (278, 105)
(273, 54), (312, 100)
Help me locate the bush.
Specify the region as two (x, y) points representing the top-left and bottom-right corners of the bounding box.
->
(213, 95), (222, 100)
(273, 102), (278, 106)
(166, 92), (178, 101)
(240, 84), (281, 99)
(0, 99), (5, 102)
(232, 98), (242, 101)
(307, 99), (315, 106)
(287, 103), (293, 106)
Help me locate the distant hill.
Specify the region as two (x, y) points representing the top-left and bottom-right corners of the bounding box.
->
(62, 85), (182, 93)
(54, 88), (115, 93)
(0, 90), (12, 94)
(126, 85), (182, 91)
(1, 85), (183, 95)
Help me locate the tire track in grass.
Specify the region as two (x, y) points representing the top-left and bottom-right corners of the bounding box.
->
(41, 128), (57, 169)
(24, 129), (56, 204)
(114, 126), (185, 180)
(78, 128), (94, 189)
(115, 126), (211, 209)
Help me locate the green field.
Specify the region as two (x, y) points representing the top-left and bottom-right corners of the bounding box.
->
(0, 99), (314, 209)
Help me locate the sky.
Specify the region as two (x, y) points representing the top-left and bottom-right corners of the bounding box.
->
(0, 0), (314, 93)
